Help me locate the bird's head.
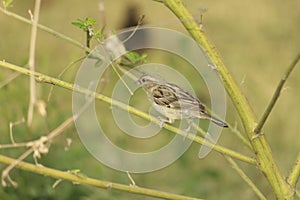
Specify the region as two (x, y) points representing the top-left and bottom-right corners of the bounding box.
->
(137, 74), (164, 86)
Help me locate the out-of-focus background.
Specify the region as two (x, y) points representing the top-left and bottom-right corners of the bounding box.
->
(0, 0), (300, 199)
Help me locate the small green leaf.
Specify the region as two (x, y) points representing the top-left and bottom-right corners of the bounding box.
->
(2, 0), (13, 8)
(125, 52), (141, 64)
(71, 17), (97, 31)
(71, 22), (84, 29)
(94, 26), (106, 41)
(139, 54), (148, 62)
(71, 19), (86, 30)
(84, 17), (97, 27)
(125, 51), (147, 64)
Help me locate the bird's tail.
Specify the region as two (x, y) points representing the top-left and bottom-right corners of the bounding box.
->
(203, 113), (228, 128)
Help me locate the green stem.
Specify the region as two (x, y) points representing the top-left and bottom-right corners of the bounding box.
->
(0, 60), (256, 165)
(254, 52), (300, 134)
(159, 0), (294, 198)
(0, 154), (201, 200)
(287, 152), (300, 188)
(0, 6), (89, 52)
(225, 156), (267, 200)
(229, 123), (253, 150)
(194, 124), (264, 198)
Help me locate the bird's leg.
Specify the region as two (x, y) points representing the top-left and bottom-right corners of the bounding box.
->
(184, 120), (193, 132)
(158, 116), (174, 128)
(182, 119), (193, 140)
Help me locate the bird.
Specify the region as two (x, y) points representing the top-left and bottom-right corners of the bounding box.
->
(137, 74), (228, 128)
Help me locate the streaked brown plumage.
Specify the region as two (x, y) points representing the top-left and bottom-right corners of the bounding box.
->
(137, 74), (228, 128)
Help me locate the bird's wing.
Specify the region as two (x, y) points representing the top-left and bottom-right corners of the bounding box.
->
(151, 85), (178, 108)
(152, 84), (206, 112)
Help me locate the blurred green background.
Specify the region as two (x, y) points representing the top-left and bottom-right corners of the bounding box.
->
(0, 0), (300, 199)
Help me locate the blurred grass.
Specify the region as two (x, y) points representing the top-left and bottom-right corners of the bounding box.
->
(0, 0), (300, 199)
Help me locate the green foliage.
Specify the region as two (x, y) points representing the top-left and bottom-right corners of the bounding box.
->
(71, 17), (105, 42)
(2, 0), (13, 8)
(93, 26), (106, 41)
(72, 17), (147, 66)
(71, 18), (97, 32)
(125, 51), (147, 64)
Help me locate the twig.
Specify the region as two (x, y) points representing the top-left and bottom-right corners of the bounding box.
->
(0, 6), (89, 52)
(192, 123), (253, 160)
(111, 62), (134, 95)
(0, 60), (256, 165)
(27, 0), (41, 126)
(0, 154), (202, 200)
(193, 124), (264, 199)
(225, 156), (267, 200)
(1, 90), (95, 186)
(196, 106), (252, 149)
(287, 152), (300, 188)
(106, 15), (145, 94)
(9, 117), (25, 144)
(2, 116), (74, 186)
(2, 148), (34, 187)
(229, 121), (252, 150)
(47, 56), (86, 102)
(0, 142), (29, 149)
(254, 52), (300, 135)
(0, 71), (20, 88)
(121, 14), (145, 44)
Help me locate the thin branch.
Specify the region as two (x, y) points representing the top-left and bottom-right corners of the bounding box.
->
(202, 107), (252, 149)
(2, 148), (34, 187)
(0, 154), (202, 200)
(0, 60), (256, 165)
(27, 0), (41, 126)
(121, 14), (145, 44)
(193, 124), (264, 199)
(0, 142), (28, 149)
(225, 156), (267, 200)
(47, 56), (86, 102)
(0, 6), (89, 52)
(229, 122), (252, 150)
(287, 152), (300, 188)
(111, 62), (134, 95)
(166, 123), (256, 165)
(254, 52), (300, 134)
(9, 117), (25, 144)
(1, 93), (94, 186)
(0, 71), (20, 88)
(192, 123), (253, 161)
(2, 118), (70, 186)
